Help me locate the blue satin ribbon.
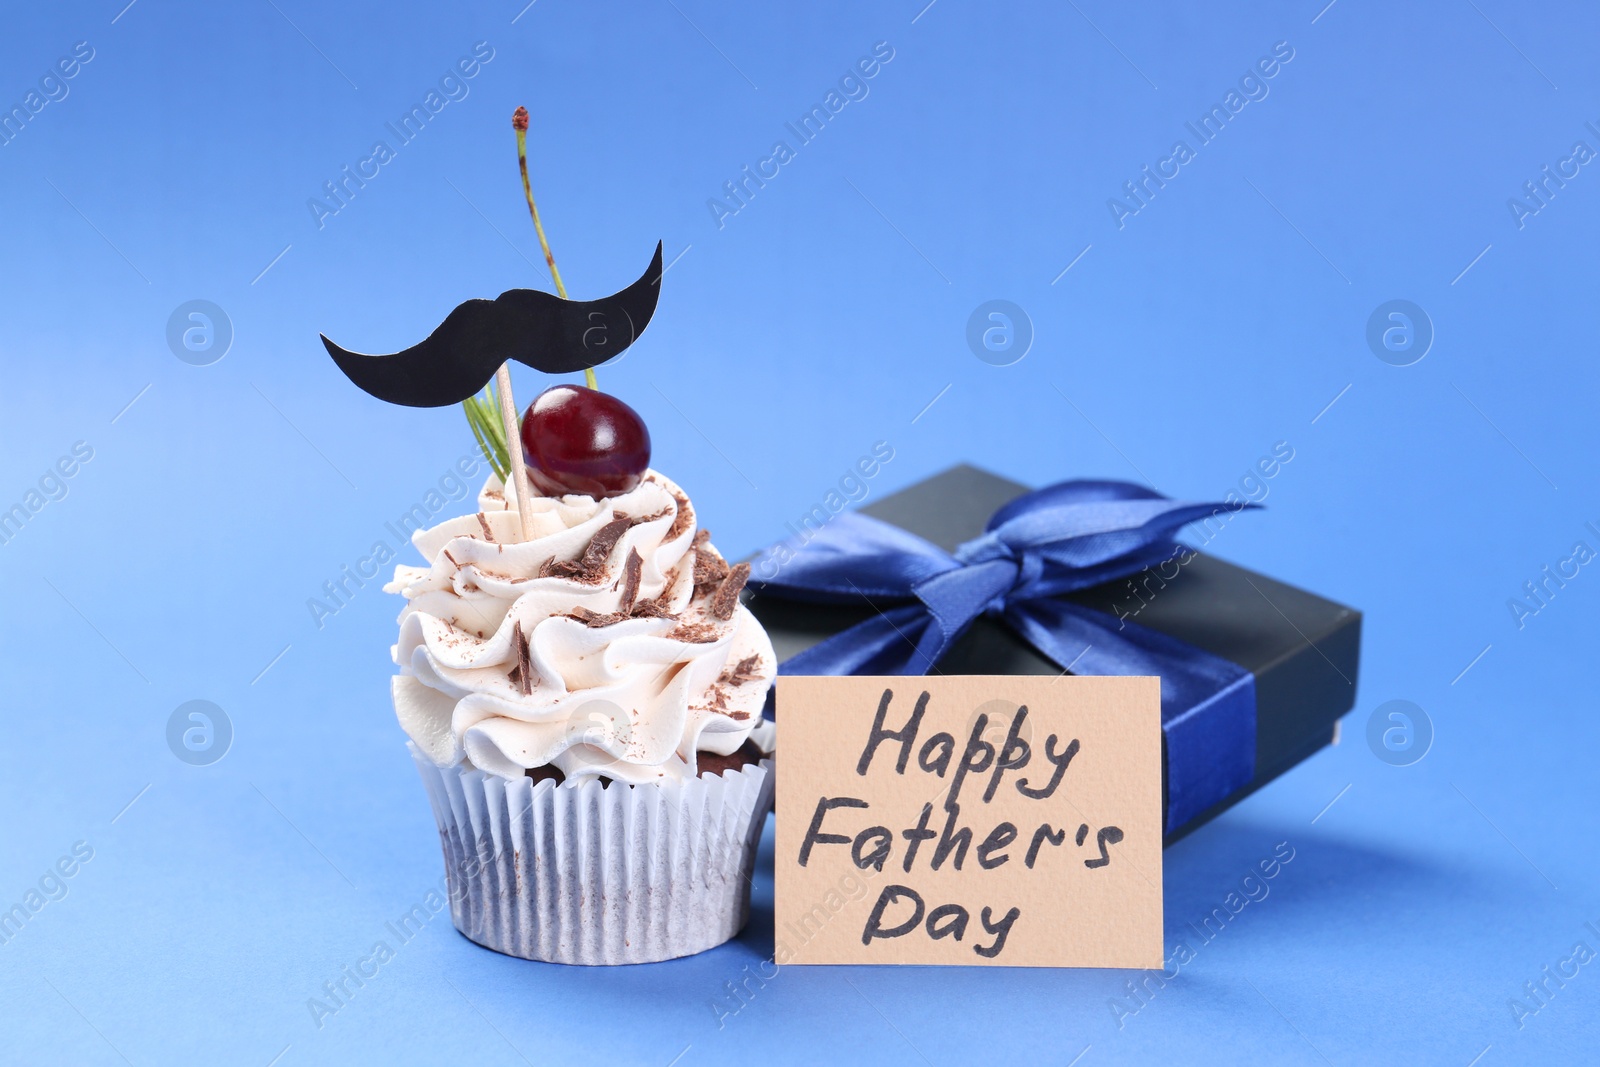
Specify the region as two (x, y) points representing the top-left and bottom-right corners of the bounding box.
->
(748, 479), (1259, 832)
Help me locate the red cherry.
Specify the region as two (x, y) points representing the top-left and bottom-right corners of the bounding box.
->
(520, 385), (651, 498)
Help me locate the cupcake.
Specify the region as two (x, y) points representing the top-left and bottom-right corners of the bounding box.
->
(389, 455), (776, 964)
(318, 104), (774, 964)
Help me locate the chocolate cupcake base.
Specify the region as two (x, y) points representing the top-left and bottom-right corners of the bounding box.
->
(409, 722), (775, 965)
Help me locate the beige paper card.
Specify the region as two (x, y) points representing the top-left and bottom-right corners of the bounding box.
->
(774, 675), (1163, 968)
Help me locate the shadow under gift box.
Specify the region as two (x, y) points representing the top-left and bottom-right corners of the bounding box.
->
(743, 465), (1362, 846)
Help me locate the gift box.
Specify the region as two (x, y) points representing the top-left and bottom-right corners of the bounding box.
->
(745, 464), (1361, 845)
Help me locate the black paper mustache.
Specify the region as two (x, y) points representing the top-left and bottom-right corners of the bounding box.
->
(321, 241), (663, 408)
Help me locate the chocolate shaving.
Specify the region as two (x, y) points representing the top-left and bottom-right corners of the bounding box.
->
(563, 606), (626, 627)
(692, 529), (730, 597)
(507, 621), (534, 695)
(665, 489), (694, 543)
(560, 554), (678, 627)
(709, 563), (750, 620)
(442, 549), (459, 567)
(717, 654), (762, 688)
(664, 621), (721, 643)
(583, 516), (632, 570)
(616, 548), (643, 614)
(629, 563), (681, 619)
(476, 513), (496, 542)
(538, 517), (626, 583)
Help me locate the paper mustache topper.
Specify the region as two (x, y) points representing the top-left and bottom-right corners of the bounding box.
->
(321, 241), (663, 408)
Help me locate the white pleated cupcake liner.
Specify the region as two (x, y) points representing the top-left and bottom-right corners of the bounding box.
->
(409, 725), (775, 965)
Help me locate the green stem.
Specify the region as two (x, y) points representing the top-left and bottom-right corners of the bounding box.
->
(461, 383), (510, 481)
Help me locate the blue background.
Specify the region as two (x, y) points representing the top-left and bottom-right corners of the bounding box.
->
(1, 0), (1596, 1063)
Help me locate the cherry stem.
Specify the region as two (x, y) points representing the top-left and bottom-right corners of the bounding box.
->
(514, 106), (597, 392)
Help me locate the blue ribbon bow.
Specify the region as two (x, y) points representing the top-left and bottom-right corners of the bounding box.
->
(748, 479), (1259, 832)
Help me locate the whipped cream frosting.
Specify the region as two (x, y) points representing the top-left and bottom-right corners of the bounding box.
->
(386, 470), (775, 784)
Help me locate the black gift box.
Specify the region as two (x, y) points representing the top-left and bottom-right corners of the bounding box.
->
(746, 465), (1362, 845)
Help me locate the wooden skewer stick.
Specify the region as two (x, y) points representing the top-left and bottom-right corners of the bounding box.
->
(494, 364), (536, 541)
